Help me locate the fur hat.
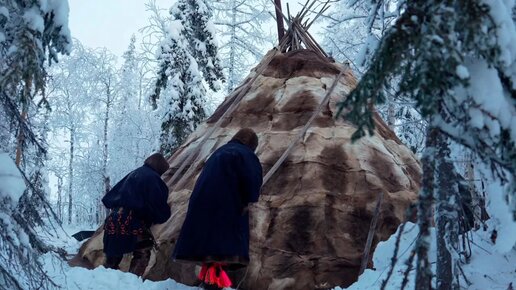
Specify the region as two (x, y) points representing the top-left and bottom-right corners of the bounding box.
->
(231, 128), (259, 152)
(144, 153), (170, 176)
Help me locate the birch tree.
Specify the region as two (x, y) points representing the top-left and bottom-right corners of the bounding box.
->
(92, 48), (117, 223)
(47, 41), (95, 224)
(212, 0), (272, 92)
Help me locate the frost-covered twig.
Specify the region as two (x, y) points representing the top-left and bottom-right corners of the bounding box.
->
(469, 239), (492, 255)
(457, 263), (472, 287)
(0, 266), (23, 290)
(399, 247), (416, 290)
(380, 221), (407, 290)
(18, 167), (67, 237)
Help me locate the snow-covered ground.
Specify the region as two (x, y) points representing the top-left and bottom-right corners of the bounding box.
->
(340, 165), (516, 290)
(43, 253), (195, 290)
(339, 222), (516, 290)
(42, 221), (515, 290)
(4, 152), (514, 290)
(40, 225), (198, 290)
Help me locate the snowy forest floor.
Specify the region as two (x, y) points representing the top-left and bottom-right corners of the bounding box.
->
(41, 223), (515, 290)
(41, 225), (197, 290)
(339, 222), (516, 290)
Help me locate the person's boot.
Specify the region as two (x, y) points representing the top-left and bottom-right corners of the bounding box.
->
(128, 247), (151, 276)
(104, 256), (123, 270)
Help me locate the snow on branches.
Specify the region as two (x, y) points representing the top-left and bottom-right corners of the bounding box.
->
(338, 0), (516, 215)
(152, 18), (207, 154)
(0, 153), (56, 290)
(151, 0), (225, 154)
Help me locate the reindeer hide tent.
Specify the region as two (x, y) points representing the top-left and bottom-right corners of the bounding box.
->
(74, 8), (421, 290)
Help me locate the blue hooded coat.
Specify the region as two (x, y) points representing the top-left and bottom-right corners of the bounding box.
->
(172, 140), (263, 265)
(102, 164), (171, 257)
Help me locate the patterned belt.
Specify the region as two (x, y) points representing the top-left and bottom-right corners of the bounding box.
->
(105, 207), (144, 236)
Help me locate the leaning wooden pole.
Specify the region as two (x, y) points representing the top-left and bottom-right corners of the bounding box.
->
(274, 0), (285, 43)
(262, 70), (344, 185)
(359, 191), (384, 275)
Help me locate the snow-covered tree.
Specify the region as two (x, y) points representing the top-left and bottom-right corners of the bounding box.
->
(323, 0), (400, 70)
(110, 36), (160, 182)
(0, 1), (70, 289)
(337, 1), (516, 288)
(110, 36), (146, 176)
(47, 41), (121, 225)
(212, 0), (272, 92)
(0, 0), (71, 164)
(90, 47), (118, 224)
(322, 0), (426, 153)
(171, 0), (225, 91)
(119, 35), (139, 112)
(47, 41), (97, 224)
(47, 37), (162, 225)
(393, 105), (426, 154)
(0, 154), (58, 290)
(151, 19), (207, 154)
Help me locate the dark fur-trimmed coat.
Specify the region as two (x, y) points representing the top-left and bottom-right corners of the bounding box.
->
(102, 165), (170, 256)
(172, 140), (263, 265)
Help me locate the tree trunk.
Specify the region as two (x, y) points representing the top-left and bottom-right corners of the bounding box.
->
(415, 126), (438, 290)
(68, 127), (75, 224)
(387, 96), (396, 130)
(101, 82), (112, 222)
(57, 175), (63, 223)
(15, 109), (27, 166)
(15, 78), (32, 166)
(227, 1), (237, 94)
(435, 132), (460, 290)
(464, 151), (485, 228)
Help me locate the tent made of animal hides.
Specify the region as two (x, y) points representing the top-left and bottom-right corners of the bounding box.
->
(74, 8), (421, 290)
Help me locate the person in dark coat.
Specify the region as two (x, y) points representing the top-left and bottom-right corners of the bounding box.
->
(102, 152), (171, 275)
(173, 128), (263, 290)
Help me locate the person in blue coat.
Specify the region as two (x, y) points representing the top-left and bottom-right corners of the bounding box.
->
(102, 153), (171, 275)
(173, 128), (263, 290)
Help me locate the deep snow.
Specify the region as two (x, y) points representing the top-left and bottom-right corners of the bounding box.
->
(339, 222), (516, 290)
(40, 221), (515, 290)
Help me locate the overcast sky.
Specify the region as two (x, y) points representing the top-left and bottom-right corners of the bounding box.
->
(67, 0), (314, 57)
(68, 0), (171, 56)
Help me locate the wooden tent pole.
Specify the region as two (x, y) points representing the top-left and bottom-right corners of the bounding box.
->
(262, 70), (344, 185)
(274, 0), (285, 43)
(359, 191), (384, 275)
(306, 0), (331, 30)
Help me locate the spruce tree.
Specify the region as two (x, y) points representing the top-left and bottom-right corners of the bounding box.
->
(323, 0), (428, 153)
(111, 35), (142, 176)
(1, 0), (71, 152)
(151, 0), (226, 154)
(0, 1), (70, 289)
(151, 19), (206, 154)
(336, 1), (516, 289)
(110, 36), (160, 185)
(338, 0), (516, 217)
(171, 0), (225, 91)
